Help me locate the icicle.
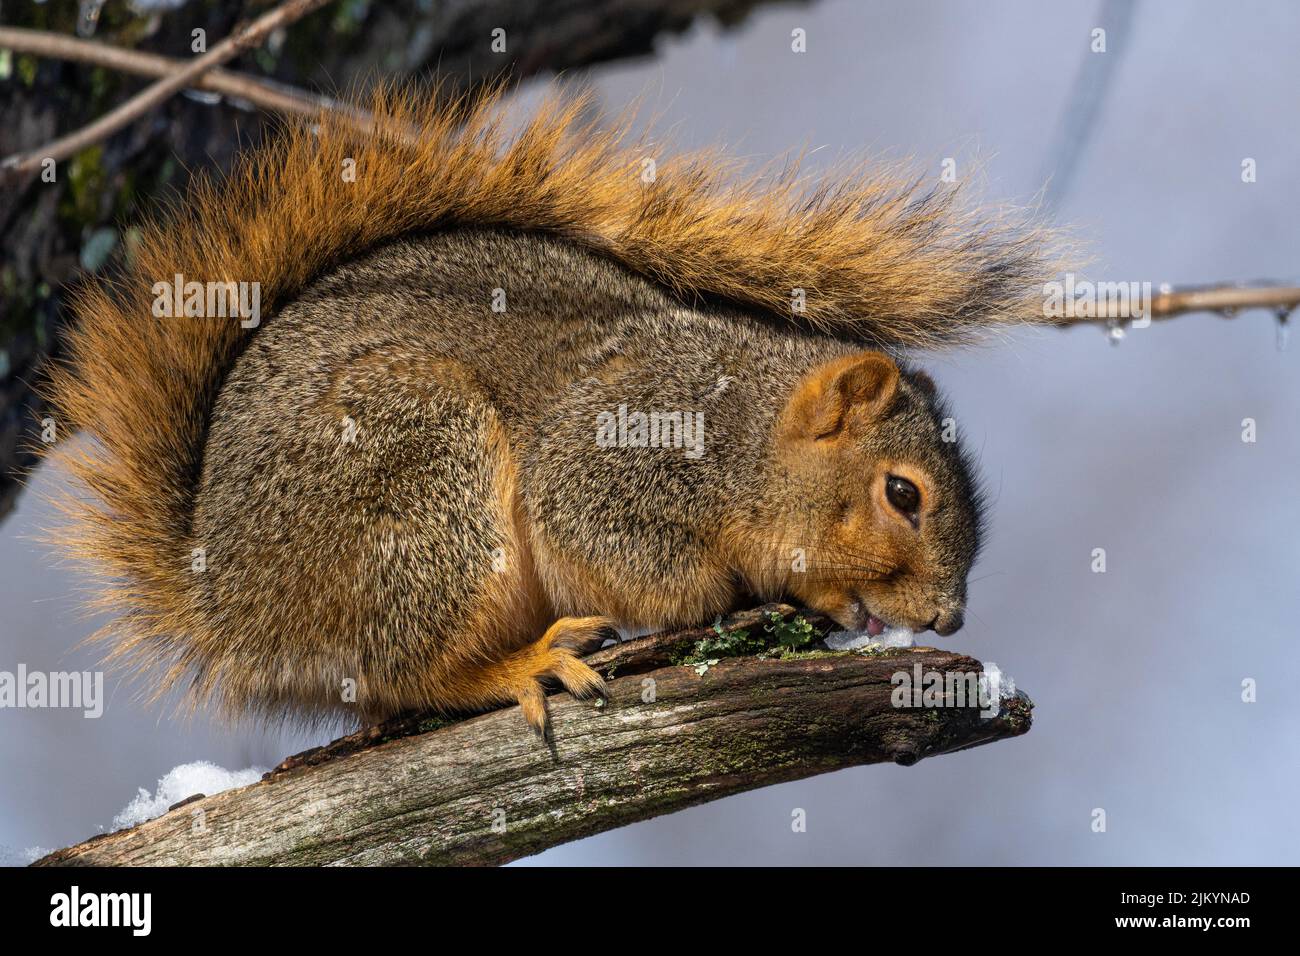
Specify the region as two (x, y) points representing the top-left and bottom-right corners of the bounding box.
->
(1276, 306), (1291, 352)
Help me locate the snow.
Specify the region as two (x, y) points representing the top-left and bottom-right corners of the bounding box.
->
(979, 663), (1016, 716)
(824, 625), (915, 650)
(0, 845), (51, 867)
(111, 761), (266, 830)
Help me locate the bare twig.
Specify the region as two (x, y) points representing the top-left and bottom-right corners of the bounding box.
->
(0, 25), (372, 129)
(1059, 280), (1300, 328)
(0, 0), (332, 176)
(31, 605), (1032, 866)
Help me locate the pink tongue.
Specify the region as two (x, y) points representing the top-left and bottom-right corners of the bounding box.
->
(866, 615), (885, 637)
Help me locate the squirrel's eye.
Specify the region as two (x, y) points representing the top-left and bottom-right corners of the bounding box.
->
(885, 476), (920, 519)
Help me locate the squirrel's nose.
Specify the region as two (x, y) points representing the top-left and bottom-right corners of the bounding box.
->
(930, 609), (964, 637)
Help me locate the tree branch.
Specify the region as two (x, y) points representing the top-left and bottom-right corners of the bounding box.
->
(1058, 280), (1300, 329)
(0, 25), (371, 128)
(1, 0), (332, 176)
(32, 605), (1032, 867)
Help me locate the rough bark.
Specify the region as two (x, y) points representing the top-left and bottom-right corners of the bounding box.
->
(0, 0), (792, 520)
(33, 605), (1032, 867)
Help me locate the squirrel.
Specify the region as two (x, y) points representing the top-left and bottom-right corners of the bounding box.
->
(44, 86), (1064, 739)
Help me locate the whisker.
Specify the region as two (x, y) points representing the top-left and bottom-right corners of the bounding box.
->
(749, 560), (891, 576)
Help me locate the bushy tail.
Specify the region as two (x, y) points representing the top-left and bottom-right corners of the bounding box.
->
(43, 82), (1067, 707)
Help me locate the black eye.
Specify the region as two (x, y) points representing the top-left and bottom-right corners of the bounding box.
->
(885, 476), (920, 520)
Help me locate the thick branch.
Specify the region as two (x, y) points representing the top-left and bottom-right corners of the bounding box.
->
(33, 605), (1031, 867)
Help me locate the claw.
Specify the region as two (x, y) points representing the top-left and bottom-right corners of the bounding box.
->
(512, 616), (615, 742)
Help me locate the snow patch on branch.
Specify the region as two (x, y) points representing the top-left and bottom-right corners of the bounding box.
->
(0, 844), (51, 867)
(825, 625), (915, 650)
(111, 761), (266, 830)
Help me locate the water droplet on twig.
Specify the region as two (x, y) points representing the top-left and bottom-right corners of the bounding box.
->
(1105, 318), (1126, 346)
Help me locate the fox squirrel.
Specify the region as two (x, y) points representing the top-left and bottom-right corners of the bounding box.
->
(45, 87), (1063, 738)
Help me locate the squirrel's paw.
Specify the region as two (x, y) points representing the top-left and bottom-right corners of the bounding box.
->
(515, 616), (616, 742)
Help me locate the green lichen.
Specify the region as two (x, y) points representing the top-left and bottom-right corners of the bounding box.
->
(1, 267), (44, 340)
(674, 618), (764, 666)
(332, 0), (372, 34)
(676, 610), (823, 667)
(848, 643), (913, 659)
(416, 715), (455, 733)
(88, 65), (119, 105)
(763, 612), (816, 654)
(16, 53), (37, 87)
(254, 46), (280, 74)
(771, 648), (842, 661)
(59, 145), (108, 229)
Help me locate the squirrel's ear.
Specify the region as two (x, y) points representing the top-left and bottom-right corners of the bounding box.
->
(784, 352), (899, 441)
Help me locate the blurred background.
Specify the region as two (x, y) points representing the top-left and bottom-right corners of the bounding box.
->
(1, 0), (1297, 865)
